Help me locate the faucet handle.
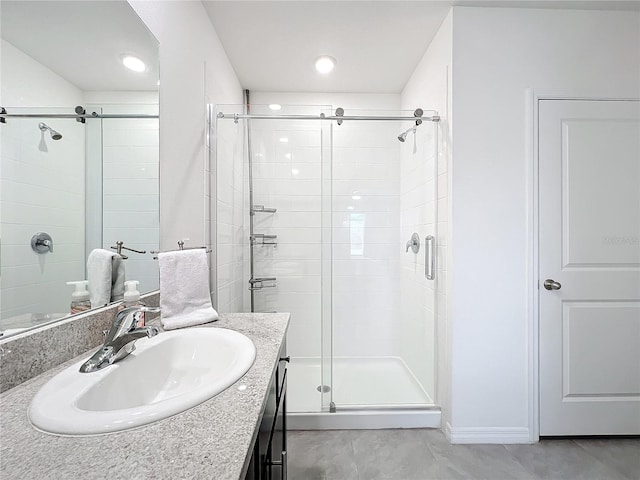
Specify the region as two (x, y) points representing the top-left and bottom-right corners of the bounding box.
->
(117, 305), (160, 319)
(106, 306), (161, 344)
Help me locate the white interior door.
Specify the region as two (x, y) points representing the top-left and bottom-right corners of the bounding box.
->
(539, 99), (640, 436)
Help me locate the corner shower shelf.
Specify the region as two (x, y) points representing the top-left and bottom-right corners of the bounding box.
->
(249, 277), (277, 291)
(251, 205), (277, 215)
(250, 233), (278, 246)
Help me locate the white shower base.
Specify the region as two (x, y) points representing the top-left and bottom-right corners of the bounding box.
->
(287, 356), (441, 430)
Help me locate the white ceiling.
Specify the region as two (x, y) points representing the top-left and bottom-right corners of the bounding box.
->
(203, 0), (640, 94)
(0, 1), (159, 92)
(3, 1), (634, 94)
(204, 1), (452, 93)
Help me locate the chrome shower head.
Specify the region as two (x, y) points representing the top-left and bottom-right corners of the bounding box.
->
(397, 126), (416, 143)
(39, 122), (62, 140)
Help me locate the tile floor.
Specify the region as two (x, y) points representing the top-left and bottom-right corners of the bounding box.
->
(286, 429), (639, 480)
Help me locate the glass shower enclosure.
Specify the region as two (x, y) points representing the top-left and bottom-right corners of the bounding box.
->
(213, 103), (439, 419)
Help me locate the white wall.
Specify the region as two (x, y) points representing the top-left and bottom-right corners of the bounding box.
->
(400, 10), (453, 413)
(448, 7), (640, 442)
(0, 40), (85, 321)
(128, 0), (243, 258)
(0, 40), (83, 107)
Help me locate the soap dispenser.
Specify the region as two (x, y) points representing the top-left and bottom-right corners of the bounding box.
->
(123, 280), (145, 327)
(66, 280), (91, 315)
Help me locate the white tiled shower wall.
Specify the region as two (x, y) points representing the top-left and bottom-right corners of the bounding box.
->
(0, 40), (85, 319)
(85, 95), (160, 294)
(399, 10), (453, 407)
(398, 121), (438, 400)
(250, 111), (326, 357)
(250, 93), (423, 362)
(331, 116), (402, 358)
(214, 92), (439, 399)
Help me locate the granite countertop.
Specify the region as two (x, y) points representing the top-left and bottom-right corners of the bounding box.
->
(0, 313), (289, 480)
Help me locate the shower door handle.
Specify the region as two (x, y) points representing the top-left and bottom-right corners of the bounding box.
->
(425, 235), (435, 280)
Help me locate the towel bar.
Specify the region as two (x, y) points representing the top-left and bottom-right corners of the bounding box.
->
(150, 241), (212, 259)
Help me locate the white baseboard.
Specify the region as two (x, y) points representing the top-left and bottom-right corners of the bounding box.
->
(289, 409), (441, 430)
(445, 422), (534, 444)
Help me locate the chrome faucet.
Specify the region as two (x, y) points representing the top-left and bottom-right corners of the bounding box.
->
(79, 305), (161, 373)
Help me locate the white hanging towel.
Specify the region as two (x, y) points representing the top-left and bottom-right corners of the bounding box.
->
(87, 249), (126, 308)
(158, 249), (218, 330)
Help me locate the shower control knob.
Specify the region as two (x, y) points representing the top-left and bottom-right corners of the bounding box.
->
(31, 232), (53, 254)
(405, 233), (420, 254)
(543, 279), (562, 291)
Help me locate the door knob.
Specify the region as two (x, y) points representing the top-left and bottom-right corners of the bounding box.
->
(543, 279), (562, 290)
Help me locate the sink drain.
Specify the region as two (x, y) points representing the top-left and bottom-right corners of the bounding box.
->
(317, 385), (331, 393)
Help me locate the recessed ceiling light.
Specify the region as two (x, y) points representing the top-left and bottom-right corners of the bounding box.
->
(315, 55), (336, 74)
(269, 104), (282, 111)
(121, 55), (146, 73)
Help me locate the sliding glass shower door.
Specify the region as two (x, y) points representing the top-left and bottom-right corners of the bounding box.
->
(329, 110), (438, 410)
(249, 105), (334, 413)
(214, 105), (438, 414)
(214, 104), (334, 413)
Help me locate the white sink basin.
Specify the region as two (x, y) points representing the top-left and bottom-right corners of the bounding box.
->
(29, 327), (256, 436)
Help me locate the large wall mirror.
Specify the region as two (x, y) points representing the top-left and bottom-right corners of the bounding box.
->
(0, 1), (159, 338)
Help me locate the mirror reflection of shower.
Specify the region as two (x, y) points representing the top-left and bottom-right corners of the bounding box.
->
(39, 122), (62, 140)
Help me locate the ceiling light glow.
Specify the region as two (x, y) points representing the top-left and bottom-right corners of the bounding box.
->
(279, 137), (289, 143)
(122, 55), (146, 73)
(269, 104), (282, 111)
(315, 55), (336, 74)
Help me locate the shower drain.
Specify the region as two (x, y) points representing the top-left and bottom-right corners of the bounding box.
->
(317, 385), (331, 393)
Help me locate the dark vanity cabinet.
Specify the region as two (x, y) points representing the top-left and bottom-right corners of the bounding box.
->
(246, 343), (288, 480)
